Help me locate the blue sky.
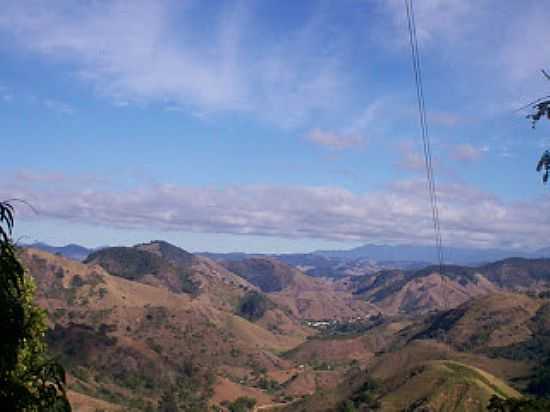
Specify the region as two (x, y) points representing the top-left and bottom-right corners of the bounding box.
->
(1, 0), (550, 253)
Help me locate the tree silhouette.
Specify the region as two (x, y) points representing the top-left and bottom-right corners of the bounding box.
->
(526, 69), (550, 128)
(487, 394), (550, 411)
(0, 201), (71, 411)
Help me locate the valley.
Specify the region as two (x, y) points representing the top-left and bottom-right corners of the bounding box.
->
(18, 241), (550, 411)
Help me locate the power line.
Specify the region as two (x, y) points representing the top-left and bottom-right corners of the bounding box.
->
(404, 0), (445, 277)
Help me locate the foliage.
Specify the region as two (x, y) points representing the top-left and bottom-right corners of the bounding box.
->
(487, 395), (550, 411)
(319, 314), (385, 338)
(339, 400), (357, 412)
(349, 378), (380, 410)
(238, 291), (268, 321)
(158, 390), (178, 412)
(339, 376), (380, 411)
(85, 247), (198, 294)
(528, 101), (550, 128)
(154, 362), (215, 412)
(228, 397), (256, 412)
(257, 376), (281, 393)
(0, 201), (71, 410)
(526, 70), (550, 128)
(526, 358), (550, 399)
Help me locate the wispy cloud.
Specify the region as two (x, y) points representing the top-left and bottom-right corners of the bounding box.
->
(305, 129), (364, 150)
(381, 0), (481, 45)
(451, 143), (486, 163)
(304, 100), (384, 150)
(43, 98), (74, 114)
(0, 1), (351, 128)
(429, 111), (464, 127)
(382, 0), (550, 116)
(395, 140), (432, 173)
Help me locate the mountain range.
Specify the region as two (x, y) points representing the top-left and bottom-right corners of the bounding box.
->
(30, 240), (550, 278)
(25, 242), (98, 261)
(314, 243), (550, 264)
(19, 239), (550, 411)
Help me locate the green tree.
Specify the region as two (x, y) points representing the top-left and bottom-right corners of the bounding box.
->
(487, 395), (550, 412)
(526, 69), (550, 128)
(228, 397), (256, 412)
(158, 390), (178, 412)
(0, 201), (70, 411)
(527, 358), (550, 399)
(339, 400), (357, 412)
(238, 291), (268, 321)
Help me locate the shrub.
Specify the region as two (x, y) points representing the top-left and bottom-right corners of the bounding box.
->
(238, 291), (268, 321)
(70, 274), (85, 288)
(228, 397), (256, 412)
(0, 201), (70, 410)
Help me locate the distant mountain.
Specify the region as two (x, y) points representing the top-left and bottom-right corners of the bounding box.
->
(25, 242), (95, 261)
(201, 244), (550, 279)
(314, 243), (550, 265)
(199, 251), (263, 262)
(201, 252), (429, 279)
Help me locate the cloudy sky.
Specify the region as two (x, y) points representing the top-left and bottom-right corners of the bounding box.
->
(1, 0), (550, 253)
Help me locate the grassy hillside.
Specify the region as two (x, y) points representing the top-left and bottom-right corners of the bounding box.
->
(135, 240), (195, 268)
(21, 248), (311, 410)
(378, 360), (520, 412)
(353, 270), (497, 315)
(85, 246), (198, 294)
(410, 293), (545, 354)
(481, 258), (550, 289)
(22, 247), (550, 411)
(223, 257), (299, 293)
(346, 259), (550, 316)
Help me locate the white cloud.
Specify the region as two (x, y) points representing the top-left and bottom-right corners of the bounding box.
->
(399, 151), (425, 173)
(451, 144), (484, 163)
(382, 0), (481, 45)
(395, 140), (432, 173)
(305, 129), (364, 150)
(429, 111), (463, 127)
(3, 171), (550, 250)
(497, 9), (550, 84)
(43, 99), (74, 114)
(304, 100), (385, 150)
(382, 0), (550, 116)
(0, 0), (350, 128)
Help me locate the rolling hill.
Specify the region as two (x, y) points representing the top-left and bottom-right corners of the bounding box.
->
(21, 246), (313, 410)
(20, 242), (550, 411)
(224, 257), (380, 320)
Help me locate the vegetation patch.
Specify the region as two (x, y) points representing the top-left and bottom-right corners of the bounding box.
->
(227, 396), (257, 412)
(238, 291), (268, 321)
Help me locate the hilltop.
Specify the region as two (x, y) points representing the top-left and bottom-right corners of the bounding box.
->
(342, 260), (550, 315)
(282, 292), (545, 411)
(224, 257), (379, 320)
(21, 245), (312, 410)
(20, 242), (550, 410)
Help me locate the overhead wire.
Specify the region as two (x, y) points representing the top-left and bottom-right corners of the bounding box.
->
(404, 0), (450, 358)
(404, 0), (444, 277)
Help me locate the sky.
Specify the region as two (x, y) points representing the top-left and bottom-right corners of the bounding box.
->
(1, 0), (550, 253)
